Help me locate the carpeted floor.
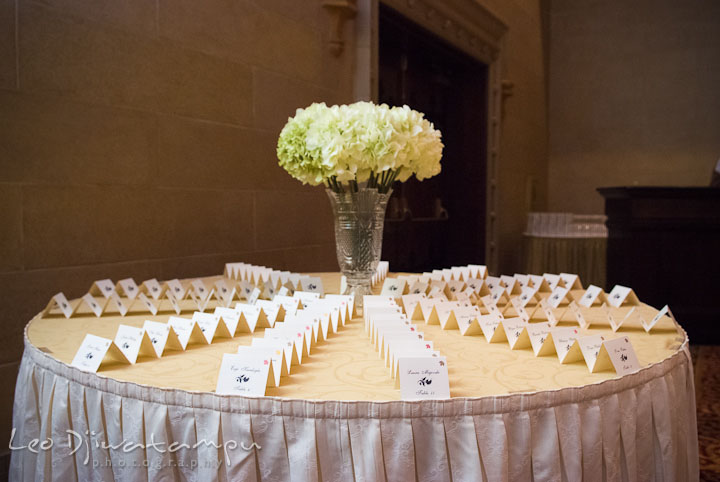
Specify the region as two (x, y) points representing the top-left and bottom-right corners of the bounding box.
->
(692, 344), (720, 481)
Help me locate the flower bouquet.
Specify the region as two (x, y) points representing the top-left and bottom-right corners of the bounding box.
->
(277, 101), (443, 303)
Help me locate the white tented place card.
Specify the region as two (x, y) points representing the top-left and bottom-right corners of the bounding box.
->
(568, 300), (589, 329)
(268, 272), (282, 291)
(383, 334), (428, 365)
(274, 295), (303, 313)
(215, 353), (272, 396)
(399, 357), (450, 400)
(262, 332), (298, 373)
(300, 277), (324, 295)
(579, 284), (607, 308)
(89, 279), (116, 299)
(457, 309), (483, 336)
(377, 260), (389, 280)
(166, 279), (187, 300)
(435, 301), (462, 329)
(381, 278), (407, 297)
(480, 294), (502, 318)
(550, 327), (583, 363)
(507, 296), (530, 323)
(538, 298), (559, 326)
(601, 303), (621, 331)
(363, 294), (398, 316)
(266, 324), (306, 364)
(237, 280), (255, 301)
(165, 290), (183, 315)
(407, 281), (429, 295)
(116, 278), (140, 300)
(387, 339), (432, 372)
(247, 266), (265, 286)
(607, 285), (640, 308)
(559, 273), (583, 290)
(500, 275), (517, 290)
(445, 280), (466, 297)
(368, 313), (408, 344)
(514, 274), (531, 289)
(429, 280), (448, 295)
(453, 306), (481, 335)
(484, 276), (501, 292)
(577, 335), (606, 372)
(365, 306), (404, 337)
(418, 299), (442, 325)
(528, 275), (552, 293)
(247, 287), (261, 305)
(502, 317), (531, 350)
(251, 338), (289, 386)
(526, 322), (554, 356)
(518, 286), (540, 307)
(303, 305), (336, 337)
(294, 291), (320, 309)
(478, 313), (506, 343)
(137, 292), (159, 316)
(235, 303), (267, 331)
(641, 305), (676, 332)
(325, 294), (355, 322)
(70, 334), (130, 372)
(287, 273), (302, 290)
(223, 262), (245, 280)
(376, 322), (419, 354)
(213, 307), (244, 335)
(428, 288), (448, 301)
(81, 293), (105, 317)
(114, 324), (157, 364)
(467, 264), (487, 279)
(547, 285), (572, 309)
(109, 292), (129, 317)
(214, 279), (236, 306)
(143, 320), (183, 356)
(192, 312), (232, 343)
(455, 291), (471, 302)
(317, 300), (344, 333)
(596, 336), (641, 375)
(465, 278), (487, 295)
(167, 316), (208, 349)
(189, 287), (215, 312)
(261, 283), (278, 300)
(401, 294), (426, 320)
(255, 300), (281, 327)
(142, 278), (165, 300)
(287, 311), (319, 350)
(339, 275), (348, 296)
(543, 273), (562, 290)
(236, 346), (280, 387)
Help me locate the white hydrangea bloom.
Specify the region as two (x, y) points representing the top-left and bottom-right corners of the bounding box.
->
(276, 101), (443, 187)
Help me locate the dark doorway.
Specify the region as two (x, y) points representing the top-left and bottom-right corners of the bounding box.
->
(379, 4), (488, 273)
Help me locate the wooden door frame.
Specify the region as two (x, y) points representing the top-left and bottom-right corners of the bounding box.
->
(353, 0), (507, 273)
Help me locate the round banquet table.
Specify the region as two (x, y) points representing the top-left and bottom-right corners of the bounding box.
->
(11, 273), (698, 481)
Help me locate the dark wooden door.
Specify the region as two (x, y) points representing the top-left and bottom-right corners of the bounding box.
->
(379, 4), (488, 272)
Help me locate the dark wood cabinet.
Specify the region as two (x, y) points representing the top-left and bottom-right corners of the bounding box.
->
(598, 187), (720, 342)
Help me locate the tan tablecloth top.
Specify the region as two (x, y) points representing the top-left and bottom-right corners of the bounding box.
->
(27, 273), (683, 401)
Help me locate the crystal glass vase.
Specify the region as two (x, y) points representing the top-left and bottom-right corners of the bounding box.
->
(326, 188), (392, 308)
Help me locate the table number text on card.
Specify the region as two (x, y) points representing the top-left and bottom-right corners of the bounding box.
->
(399, 356), (450, 400)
